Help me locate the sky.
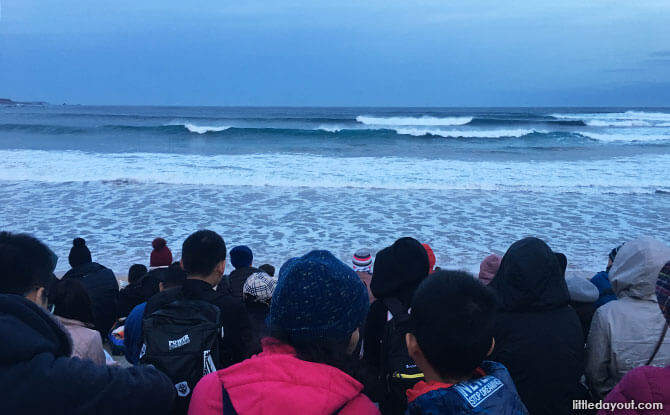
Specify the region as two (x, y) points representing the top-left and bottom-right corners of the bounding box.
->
(1, 0), (669, 106)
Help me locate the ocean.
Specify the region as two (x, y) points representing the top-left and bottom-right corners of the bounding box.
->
(1, 105), (669, 275)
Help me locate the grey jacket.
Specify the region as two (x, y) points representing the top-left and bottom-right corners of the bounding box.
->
(585, 237), (670, 398)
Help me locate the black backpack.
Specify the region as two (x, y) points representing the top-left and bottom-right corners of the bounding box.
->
(141, 299), (224, 412)
(379, 298), (424, 415)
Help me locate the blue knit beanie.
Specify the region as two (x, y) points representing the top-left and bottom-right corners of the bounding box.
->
(230, 245), (253, 269)
(268, 250), (369, 343)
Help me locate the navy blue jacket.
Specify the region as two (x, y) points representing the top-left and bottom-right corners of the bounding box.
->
(63, 262), (119, 336)
(406, 361), (528, 415)
(0, 294), (175, 415)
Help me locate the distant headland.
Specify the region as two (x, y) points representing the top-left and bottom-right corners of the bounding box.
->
(0, 98), (48, 106)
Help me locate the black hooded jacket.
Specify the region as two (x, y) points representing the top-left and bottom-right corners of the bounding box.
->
(489, 237), (585, 415)
(63, 262), (119, 336)
(0, 294), (175, 415)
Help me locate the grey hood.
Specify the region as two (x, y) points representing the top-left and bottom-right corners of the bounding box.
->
(610, 237), (670, 301)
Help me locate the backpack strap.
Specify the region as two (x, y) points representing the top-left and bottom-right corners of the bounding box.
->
(221, 386), (239, 415)
(646, 323), (668, 366)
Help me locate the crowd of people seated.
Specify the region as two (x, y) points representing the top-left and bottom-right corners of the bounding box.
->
(0, 229), (669, 415)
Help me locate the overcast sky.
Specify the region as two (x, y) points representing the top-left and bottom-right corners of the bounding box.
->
(1, 0), (669, 106)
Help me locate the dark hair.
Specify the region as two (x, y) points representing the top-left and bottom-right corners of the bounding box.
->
(268, 331), (361, 381)
(49, 279), (96, 327)
(410, 270), (497, 379)
(0, 232), (55, 296)
(128, 264), (148, 284)
(161, 262), (187, 290)
(259, 264), (275, 277)
(181, 230), (227, 276)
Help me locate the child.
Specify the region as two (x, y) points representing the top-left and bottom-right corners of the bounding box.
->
(405, 270), (528, 414)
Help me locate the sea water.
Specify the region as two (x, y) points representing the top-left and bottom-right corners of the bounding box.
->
(1, 106), (669, 274)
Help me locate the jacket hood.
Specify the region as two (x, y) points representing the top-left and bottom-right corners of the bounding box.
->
(0, 294), (71, 363)
(63, 262), (107, 279)
(220, 339), (365, 414)
(490, 237), (570, 311)
(609, 237), (670, 300)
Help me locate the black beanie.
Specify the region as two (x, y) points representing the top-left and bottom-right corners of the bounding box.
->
(370, 237), (429, 300)
(68, 237), (92, 268)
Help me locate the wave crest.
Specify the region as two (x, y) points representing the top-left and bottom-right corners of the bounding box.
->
(356, 115), (473, 126)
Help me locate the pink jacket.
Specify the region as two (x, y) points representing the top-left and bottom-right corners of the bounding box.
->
(598, 366), (670, 415)
(56, 316), (105, 366)
(189, 338), (379, 415)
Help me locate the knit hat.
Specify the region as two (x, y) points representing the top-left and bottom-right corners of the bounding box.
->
(657, 261), (670, 325)
(244, 271), (278, 305)
(150, 238), (173, 267)
(478, 254), (502, 285)
(370, 237), (429, 300)
(68, 238), (92, 268)
(268, 250), (369, 343)
(230, 246), (253, 270)
(352, 249), (372, 273)
(422, 243), (436, 273)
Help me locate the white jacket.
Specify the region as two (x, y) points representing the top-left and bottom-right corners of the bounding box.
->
(585, 237), (670, 398)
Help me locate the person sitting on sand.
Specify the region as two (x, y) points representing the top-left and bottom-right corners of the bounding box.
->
(596, 260), (670, 415)
(405, 270), (528, 414)
(117, 263), (148, 318)
(217, 245), (259, 299)
(352, 248), (375, 303)
(188, 250), (379, 415)
(0, 231), (175, 414)
(489, 237), (584, 415)
(590, 245), (623, 308)
(50, 278), (106, 365)
(586, 237), (670, 399)
(124, 262), (186, 365)
(62, 237), (119, 337)
(242, 270), (278, 343)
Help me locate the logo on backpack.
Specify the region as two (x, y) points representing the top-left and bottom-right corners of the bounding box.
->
(203, 349), (216, 376)
(175, 381), (191, 397)
(168, 334), (191, 350)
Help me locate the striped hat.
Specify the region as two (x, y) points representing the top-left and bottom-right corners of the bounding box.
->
(353, 249), (373, 272)
(657, 261), (670, 324)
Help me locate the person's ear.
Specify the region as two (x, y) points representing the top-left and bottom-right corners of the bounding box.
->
(25, 286), (48, 309)
(159, 281), (166, 292)
(406, 332), (422, 360)
(180, 259), (185, 270)
(216, 259), (226, 275)
(486, 337), (495, 357)
(347, 328), (360, 355)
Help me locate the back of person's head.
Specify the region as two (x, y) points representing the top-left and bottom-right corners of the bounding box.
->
(243, 271), (277, 307)
(49, 278), (96, 327)
(352, 249), (372, 273)
(0, 232), (55, 298)
(128, 264), (148, 284)
(408, 270), (497, 379)
(609, 237), (670, 300)
(159, 262), (187, 290)
(607, 244), (623, 271)
(269, 250), (368, 348)
(68, 237), (92, 268)
(150, 237), (173, 267)
(181, 230), (227, 276)
(258, 263), (275, 277)
(656, 261), (670, 325)
(490, 237), (569, 312)
(478, 254), (502, 285)
(370, 237), (429, 301)
(230, 245), (253, 270)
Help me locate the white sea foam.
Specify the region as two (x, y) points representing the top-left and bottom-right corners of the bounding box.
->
(182, 123), (231, 134)
(553, 110), (670, 127)
(356, 115), (473, 126)
(394, 127), (538, 138)
(1, 149), (669, 194)
(578, 131), (670, 143)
